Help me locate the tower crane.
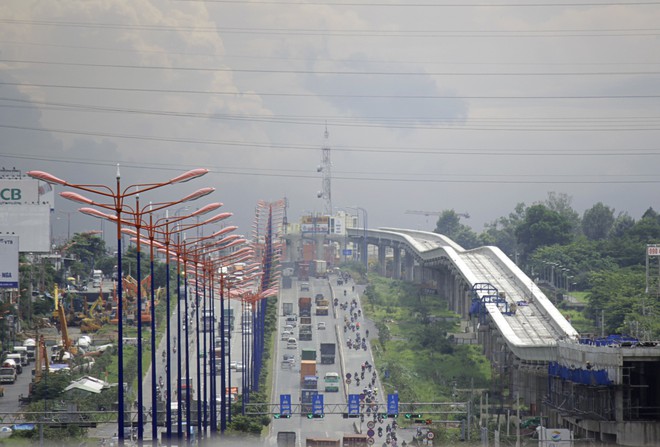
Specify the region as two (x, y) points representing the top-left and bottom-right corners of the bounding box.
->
(405, 210), (470, 227)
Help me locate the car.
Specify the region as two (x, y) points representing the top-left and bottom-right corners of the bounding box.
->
(281, 331), (293, 341)
(317, 322), (326, 330)
(229, 361), (237, 370)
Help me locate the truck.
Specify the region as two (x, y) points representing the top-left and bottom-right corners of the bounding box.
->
(298, 297), (312, 317)
(301, 389), (318, 414)
(311, 260), (327, 278)
(23, 338), (36, 361)
(223, 307), (235, 327)
(92, 269), (103, 285)
(282, 276), (292, 289)
(342, 434), (369, 447)
(282, 302), (294, 316)
(277, 432), (296, 447)
(315, 306), (329, 316)
(0, 362), (17, 384)
(320, 343), (336, 364)
(300, 360), (317, 384)
(302, 375), (318, 390)
(301, 349), (317, 361)
(317, 298), (329, 307)
(179, 377), (194, 402)
(306, 439), (340, 447)
(299, 324), (313, 341)
(300, 316), (312, 325)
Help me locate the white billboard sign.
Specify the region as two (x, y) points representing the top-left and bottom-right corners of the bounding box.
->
(0, 179), (39, 204)
(647, 245), (660, 257)
(0, 204), (51, 252)
(0, 235), (19, 288)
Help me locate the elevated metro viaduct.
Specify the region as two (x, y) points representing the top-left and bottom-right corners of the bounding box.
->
(283, 227), (660, 446)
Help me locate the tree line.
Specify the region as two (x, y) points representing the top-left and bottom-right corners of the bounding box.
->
(433, 192), (660, 339)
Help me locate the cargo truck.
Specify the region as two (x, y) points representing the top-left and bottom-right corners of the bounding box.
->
(300, 360), (317, 384)
(282, 276), (292, 289)
(301, 389), (318, 414)
(299, 324), (313, 341)
(300, 316), (312, 325)
(301, 349), (317, 361)
(311, 260), (327, 278)
(277, 432), (296, 447)
(320, 343), (336, 364)
(302, 375), (318, 390)
(298, 297), (312, 317)
(282, 302), (293, 316)
(306, 438), (339, 447)
(342, 434), (368, 447)
(315, 306), (329, 316)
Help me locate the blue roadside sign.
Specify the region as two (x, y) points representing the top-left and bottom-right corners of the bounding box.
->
(348, 394), (360, 416)
(312, 394), (324, 416)
(387, 393), (399, 417)
(343, 249), (352, 256)
(280, 394), (292, 416)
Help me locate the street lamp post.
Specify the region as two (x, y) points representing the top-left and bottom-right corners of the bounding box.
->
(28, 167), (210, 446)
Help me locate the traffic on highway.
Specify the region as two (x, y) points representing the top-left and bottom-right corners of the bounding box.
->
(270, 270), (403, 447)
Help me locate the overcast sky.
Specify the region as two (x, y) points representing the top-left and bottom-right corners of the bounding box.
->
(1, 0), (659, 245)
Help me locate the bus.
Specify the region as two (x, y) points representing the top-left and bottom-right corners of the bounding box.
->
(324, 372), (340, 392)
(202, 310), (215, 333)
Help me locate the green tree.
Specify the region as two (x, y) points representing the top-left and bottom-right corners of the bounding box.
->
(434, 210), (479, 249)
(481, 202), (526, 257)
(515, 204), (573, 260)
(610, 212), (635, 238)
(65, 232), (108, 277)
(544, 192), (581, 236)
(582, 202), (615, 241)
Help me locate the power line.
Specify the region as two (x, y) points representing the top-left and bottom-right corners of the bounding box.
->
(4, 96), (660, 128)
(3, 151), (660, 184)
(4, 58), (660, 76)
(2, 81), (658, 101)
(3, 123), (660, 152)
(3, 39), (659, 67)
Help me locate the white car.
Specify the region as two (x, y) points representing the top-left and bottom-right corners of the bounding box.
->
(317, 322), (326, 330)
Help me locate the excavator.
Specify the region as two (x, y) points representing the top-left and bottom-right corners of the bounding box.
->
(80, 285), (110, 333)
(52, 285), (77, 363)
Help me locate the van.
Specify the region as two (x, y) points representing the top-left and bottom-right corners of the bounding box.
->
(286, 338), (298, 350)
(4, 355), (22, 374)
(12, 347), (28, 366)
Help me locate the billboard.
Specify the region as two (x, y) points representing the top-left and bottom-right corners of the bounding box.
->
(301, 215), (330, 234)
(0, 178), (52, 253)
(0, 204), (51, 252)
(0, 179), (40, 204)
(0, 235), (19, 288)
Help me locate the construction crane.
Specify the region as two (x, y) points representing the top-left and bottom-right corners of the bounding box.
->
(405, 210), (470, 219)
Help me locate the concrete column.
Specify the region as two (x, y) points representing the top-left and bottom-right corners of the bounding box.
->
(378, 244), (387, 276)
(393, 247), (402, 279)
(405, 252), (414, 282)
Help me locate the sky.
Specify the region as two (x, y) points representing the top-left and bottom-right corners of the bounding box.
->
(1, 0), (660, 245)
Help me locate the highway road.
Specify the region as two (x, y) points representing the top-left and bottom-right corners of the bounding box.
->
(267, 273), (388, 446)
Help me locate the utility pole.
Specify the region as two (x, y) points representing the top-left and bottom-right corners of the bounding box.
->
(317, 125), (332, 215)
